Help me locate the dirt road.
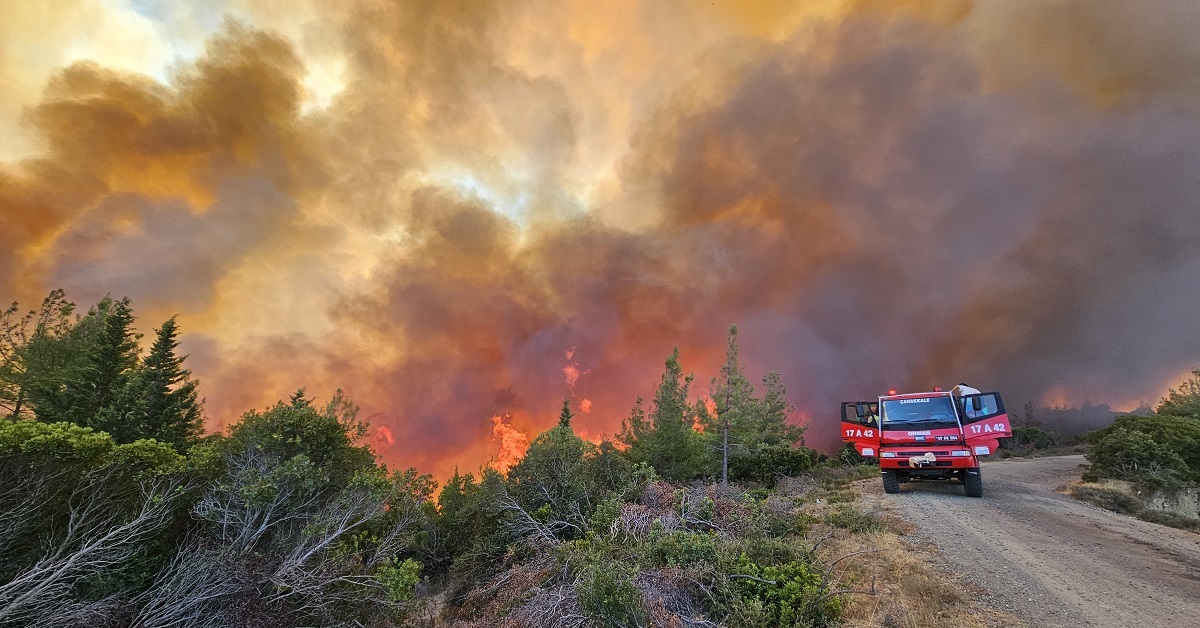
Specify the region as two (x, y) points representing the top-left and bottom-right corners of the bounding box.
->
(865, 455), (1200, 627)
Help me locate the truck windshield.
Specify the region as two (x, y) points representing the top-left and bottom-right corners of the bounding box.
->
(881, 397), (958, 426)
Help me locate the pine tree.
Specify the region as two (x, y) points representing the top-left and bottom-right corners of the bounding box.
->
(710, 324), (755, 483)
(138, 317), (203, 448)
(618, 397), (648, 458)
(707, 325), (805, 482)
(752, 371), (804, 446)
(290, 388), (312, 408)
(94, 316), (203, 449)
(558, 398), (574, 428)
(619, 348), (707, 480)
(59, 297), (140, 429)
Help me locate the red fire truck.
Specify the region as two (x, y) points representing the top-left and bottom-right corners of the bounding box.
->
(840, 389), (1011, 497)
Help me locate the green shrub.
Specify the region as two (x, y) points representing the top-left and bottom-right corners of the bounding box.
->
(1083, 427), (1192, 489)
(1086, 415), (1200, 478)
(836, 442), (874, 466)
(651, 530), (718, 567)
(378, 558), (422, 602)
(718, 537), (799, 570)
(730, 444), (818, 487)
(825, 505), (883, 534)
(576, 560), (645, 628)
(720, 554), (838, 627)
(0, 420), (114, 462)
(1001, 426), (1059, 453)
(1156, 369), (1200, 418)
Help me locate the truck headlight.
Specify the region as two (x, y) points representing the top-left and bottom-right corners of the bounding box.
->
(880, 452), (897, 458)
(861, 448), (874, 456)
(952, 450), (970, 457)
(973, 446), (990, 455)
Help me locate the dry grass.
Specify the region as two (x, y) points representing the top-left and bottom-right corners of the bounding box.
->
(780, 474), (1024, 628)
(819, 530), (1009, 628)
(1064, 478), (1200, 532)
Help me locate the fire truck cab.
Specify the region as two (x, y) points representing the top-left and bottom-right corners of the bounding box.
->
(840, 389), (1011, 497)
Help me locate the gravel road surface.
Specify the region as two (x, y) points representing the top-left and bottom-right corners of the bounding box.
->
(864, 455), (1200, 627)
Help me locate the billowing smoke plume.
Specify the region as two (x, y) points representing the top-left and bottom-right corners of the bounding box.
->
(3, 0), (1200, 477)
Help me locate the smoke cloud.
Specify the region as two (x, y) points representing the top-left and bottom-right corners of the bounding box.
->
(3, 0), (1200, 477)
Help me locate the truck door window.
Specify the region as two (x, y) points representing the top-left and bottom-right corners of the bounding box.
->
(960, 392), (1005, 423)
(842, 401), (878, 425)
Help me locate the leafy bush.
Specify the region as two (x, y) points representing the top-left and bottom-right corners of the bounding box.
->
(651, 531), (718, 567)
(720, 554), (838, 628)
(0, 420), (190, 619)
(575, 560), (645, 628)
(719, 537), (799, 570)
(729, 444), (818, 486)
(1083, 427), (1191, 489)
(377, 558), (422, 602)
(1001, 426), (1060, 453)
(1086, 414), (1200, 476)
(825, 505), (883, 534)
(1156, 369), (1200, 418)
(837, 442), (874, 466)
(0, 420), (116, 463)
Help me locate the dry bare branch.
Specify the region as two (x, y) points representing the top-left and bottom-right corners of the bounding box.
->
(0, 472), (189, 626)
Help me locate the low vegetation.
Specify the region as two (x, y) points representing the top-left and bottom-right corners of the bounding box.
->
(4, 294), (906, 626)
(1069, 370), (1200, 531)
(997, 425), (1064, 457)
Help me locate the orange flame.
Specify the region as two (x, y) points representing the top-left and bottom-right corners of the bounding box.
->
(563, 347), (590, 390)
(580, 398), (593, 413)
(563, 363), (582, 389)
(490, 414), (529, 473)
(372, 425), (395, 450)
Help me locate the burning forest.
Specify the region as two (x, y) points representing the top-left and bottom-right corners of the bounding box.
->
(4, 2), (1200, 626)
(3, 0), (1200, 481)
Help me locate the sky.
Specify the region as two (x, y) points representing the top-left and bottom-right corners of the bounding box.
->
(3, 0), (1200, 478)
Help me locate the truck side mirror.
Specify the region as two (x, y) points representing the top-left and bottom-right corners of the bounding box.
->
(971, 396), (983, 412)
(855, 403), (868, 419)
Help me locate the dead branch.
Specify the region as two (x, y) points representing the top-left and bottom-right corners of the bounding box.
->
(808, 529), (836, 553)
(812, 575), (877, 605)
(823, 549), (884, 582)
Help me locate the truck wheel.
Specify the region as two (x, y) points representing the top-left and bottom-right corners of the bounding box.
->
(882, 471), (900, 494)
(964, 468), (983, 498)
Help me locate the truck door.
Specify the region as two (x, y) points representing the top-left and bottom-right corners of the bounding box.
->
(840, 400), (880, 457)
(958, 392), (1011, 454)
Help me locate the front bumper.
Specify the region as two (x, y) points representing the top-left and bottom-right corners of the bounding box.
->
(878, 448), (978, 470)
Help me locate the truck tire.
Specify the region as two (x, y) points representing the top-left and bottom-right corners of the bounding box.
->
(964, 468), (983, 498)
(882, 470), (900, 494)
